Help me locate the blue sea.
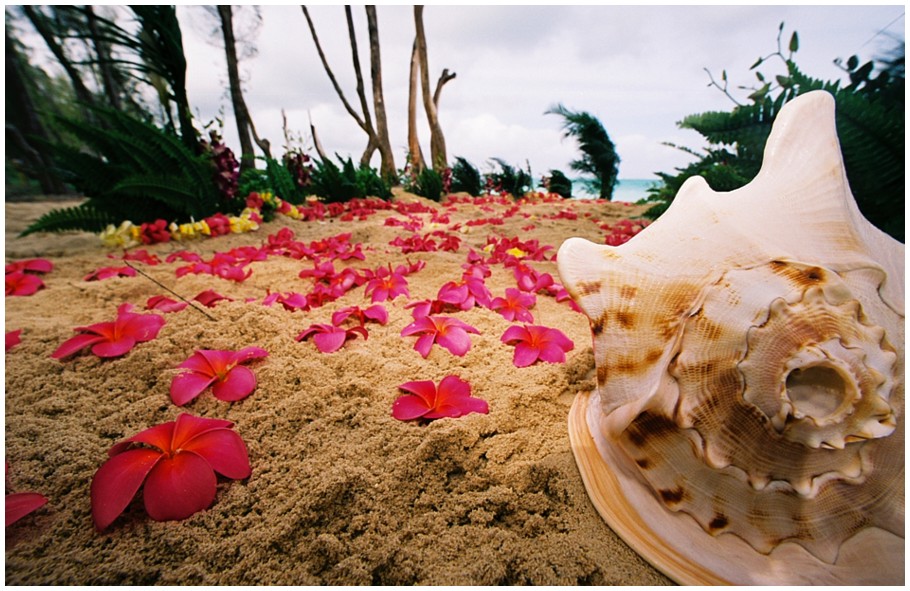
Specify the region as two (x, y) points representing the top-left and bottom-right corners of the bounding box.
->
(569, 178), (658, 202)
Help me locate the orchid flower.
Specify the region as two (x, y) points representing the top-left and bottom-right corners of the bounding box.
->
(400, 315), (479, 358)
(490, 288), (536, 323)
(392, 376), (489, 421)
(90, 413), (251, 530)
(501, 324), (574, 367)
(5, 271), (44, 296)
(52, 303), (165, 360)
(170, 347), (269, 406)
(297, 323), (368, 353)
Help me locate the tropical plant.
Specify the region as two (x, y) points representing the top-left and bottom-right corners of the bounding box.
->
(449, 156), (482, 196)
(545, 169), (572, 198)
(546, 104), (620, 200)
(485, 158), (533, 198)
(646, 24), (904, 242)
(308, 155), (391, 203)
(21, 106), (228, 236)
(412, 167), (444, 201)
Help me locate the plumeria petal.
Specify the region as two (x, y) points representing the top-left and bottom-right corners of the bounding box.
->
(6, 491), (48, 526)
(413, 333), (436, 358)
(170, 371), (217, 406)
(232, 347), (269, 364)
(512, 343), (541, 368)
(313, 329), (348, 353)
(436, 328), (472, 356)
(91, 448), (162, 530)
(397, 380), (438, 408)
(170, 414), (235, 451)
(391, 394), (432, 420)
(91, 336), (138, 358)
(109, 422), (175, 456)
(5, 330), (22, 352)
(142, 453), (216, 522)
(51, 334), (106, 359)
(212, 365), (257, 402)
(181, 429), (251, 480)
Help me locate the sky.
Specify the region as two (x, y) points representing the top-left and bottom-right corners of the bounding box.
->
(14, 4), (908, 183)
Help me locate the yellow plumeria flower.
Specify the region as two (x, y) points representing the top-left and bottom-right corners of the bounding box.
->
(100, 221), (139, 248)
(506, 247), (527, 258)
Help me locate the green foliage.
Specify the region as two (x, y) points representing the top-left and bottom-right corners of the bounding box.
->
(449, 156), (483, 196)
(309, 155), (391, 203)
(647, 24), (904, 242)
(546, 169), (573, 198)
(546, 104), (620, 200)
(21, 106), (224, 236)
(412, 167), (444, 202)
(486, 158), (533, 198)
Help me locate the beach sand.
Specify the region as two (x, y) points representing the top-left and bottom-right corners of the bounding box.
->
(4, 191), (671, 585)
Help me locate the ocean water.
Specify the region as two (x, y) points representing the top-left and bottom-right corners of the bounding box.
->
(568, 178), (658, 202)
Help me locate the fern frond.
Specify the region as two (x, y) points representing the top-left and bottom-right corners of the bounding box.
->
(20, 203), (119, 236)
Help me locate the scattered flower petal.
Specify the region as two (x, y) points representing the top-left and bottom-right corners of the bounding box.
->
(170, 347), (269, 406)
(501, 324), (574, 367)
(5, 271), (45, 296)
(52, 303), (164, 360)
(297, 324), (368, 353)
(400, 316), (479, 358)
(6, 330), (22, 352)
(392, 375), (488, 421)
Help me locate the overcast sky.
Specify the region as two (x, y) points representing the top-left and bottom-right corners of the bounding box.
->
(16, 5), (907, 182)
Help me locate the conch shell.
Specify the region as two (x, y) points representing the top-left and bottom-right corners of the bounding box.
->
(557, 91), (903, 585)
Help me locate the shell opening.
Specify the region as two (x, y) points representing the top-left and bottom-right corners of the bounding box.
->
(783, 364), (853, 424)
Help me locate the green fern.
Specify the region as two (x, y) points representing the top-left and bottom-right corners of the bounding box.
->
(20, 203), (120, 236)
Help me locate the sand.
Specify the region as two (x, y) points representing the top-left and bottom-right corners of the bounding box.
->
(4, 191), (671, 585)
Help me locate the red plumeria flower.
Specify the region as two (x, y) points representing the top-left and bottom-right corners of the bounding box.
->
(5, 258), (53, 275)
(170, 347), (269, 406)
(52, 303), (165, 360)
(116, 249), (161, 265)
(194, 289), (232, 308)
(392, 375), (489, 421)
(6, 329), (22, 351)
(297, 323), (368, 353)
(363, 266), (410, 302)
(400, 315), (479, 358)
(90, 413), (251, 530)
(83, 266), (137, 281)
(6, 490), (48, 526)
(501, 324), (574, 367)
(331, 304), (388, 327)
(5, 271), (44, 296)
(490, 288), (536, 323)
(146, 295), (189, 313)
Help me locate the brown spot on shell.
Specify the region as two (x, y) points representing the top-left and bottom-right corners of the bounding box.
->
(635, 458), (651, 469)
(769, 260), (827, 288)
(620, 285), (638, 300)
(576, 280), (602, 296)
(709, 514), (729, 532)
(615, 310), (636, 329)
(659, 487), (686, 506)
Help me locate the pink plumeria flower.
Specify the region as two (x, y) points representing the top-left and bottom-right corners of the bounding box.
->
(83, 266), (137, 281)
(194, 289), (232, 308)
(52, 303), (165, 360)
(490, 288), (536, 323)
(501, 324), (574, 367)
(170, 347), (269, 406)
(5, 271), (44, 296)
(6, 462), (48, 526)
(5, 258), (53, 275)
(392, 375), (489, 421)
(297, 324), (368, 353)
(6, 330), (22, 352)
(146, 295), (189, 313)
(363, 266), (410, 302)
(400, 315), (479, 358)
(331, 304), (388, 327)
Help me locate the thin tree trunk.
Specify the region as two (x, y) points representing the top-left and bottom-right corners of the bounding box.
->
(414, 6), (447, 171)
(344, 6), (379, 168)
(407, 38), (426, 173)
(85, 6), (121, 111)
(5, 31), (67, 194)
(364, 6), (396, 180)
(22, 6), (96, 109)
(433, 68), (456, 109)
(218, 5), (256, 172)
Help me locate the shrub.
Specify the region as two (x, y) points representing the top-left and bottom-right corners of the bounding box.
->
(450, 156), (482, 196)
(309, 155), (390, 203)
(545, 170), (572, 198)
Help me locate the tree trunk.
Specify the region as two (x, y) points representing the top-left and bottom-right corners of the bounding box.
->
(301, 5), (377, 162)
(22, 6), (96, 110)
(218, 5), (256, 172)
(344, 6), (379, 168)
(85, 6), (122, 111)
(414, 6), (447, 171)
(364, 6), (396, 180)
(5, 31), (67, 194)
(407, 38), (426, 173)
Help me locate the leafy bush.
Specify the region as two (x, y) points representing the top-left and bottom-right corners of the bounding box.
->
(22, 106), (228, 236)
(412, 167), (444, 202)
(486, 158), (533, 198)
(450, 156), (482, 196)
(646, 24), (904, 241)
(309, 155), (391, 203)
(546, 104), (620, 200)
(545, 169), (572, 198)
